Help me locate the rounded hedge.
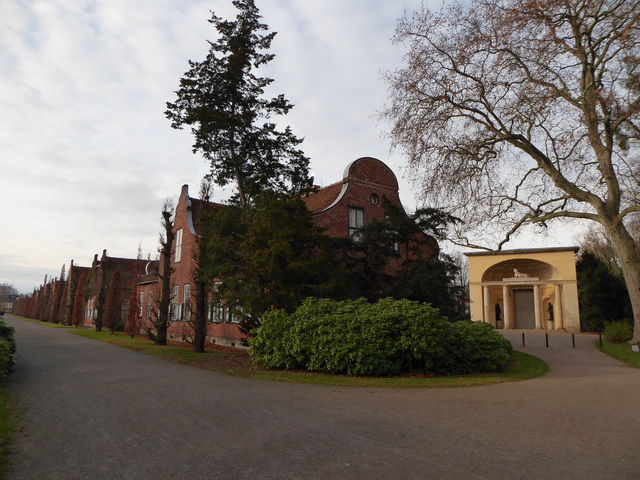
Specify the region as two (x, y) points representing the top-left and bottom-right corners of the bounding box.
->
(603, 320), (633, 343)
(249, 298), (512, 376)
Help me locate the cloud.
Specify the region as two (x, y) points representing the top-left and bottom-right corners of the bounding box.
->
(0, 0), (576, 293)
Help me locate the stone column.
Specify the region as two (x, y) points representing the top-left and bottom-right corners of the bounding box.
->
(503, 284), (513, 329)
(554, 284), (564, 330)
(533, 284), (543, 329)
(483, 286), (492, 325)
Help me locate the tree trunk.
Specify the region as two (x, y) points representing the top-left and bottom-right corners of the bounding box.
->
(606, 221), (640, 344)
(192, 280), (207, 353)
(156, 324), (167, 346)
(156, 207), (174, 346)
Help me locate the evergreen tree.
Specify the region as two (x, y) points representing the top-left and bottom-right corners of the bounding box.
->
(577, 252), (632, 332)
(197, 194), (356, 340)
(351, 200), (465, 318)
(166, 0), (310, 207)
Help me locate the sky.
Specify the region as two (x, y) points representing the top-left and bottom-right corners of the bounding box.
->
(0, 0), (580, 294)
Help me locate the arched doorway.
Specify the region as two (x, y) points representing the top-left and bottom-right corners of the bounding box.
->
(465, 247), (581, 332)
(482, 258), (558, 329)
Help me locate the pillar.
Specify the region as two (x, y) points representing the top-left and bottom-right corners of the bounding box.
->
(483, 286), (491, 325)
(554, 284), (564, 330)
(503, 284), (513, 329)
(533, 284), (542, 329)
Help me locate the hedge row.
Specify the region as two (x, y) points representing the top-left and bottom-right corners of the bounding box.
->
(0, 318), (16, 377)
(249, 298), (512, 376)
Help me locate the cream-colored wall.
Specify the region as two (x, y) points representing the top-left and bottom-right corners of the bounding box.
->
(467, 249), (578, 283)
(466, 248), (580, 332)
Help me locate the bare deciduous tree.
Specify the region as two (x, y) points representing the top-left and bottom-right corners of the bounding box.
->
(384, 0), (640, 342)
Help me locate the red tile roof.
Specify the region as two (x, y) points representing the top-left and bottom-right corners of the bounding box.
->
(303, 181), (344, 213)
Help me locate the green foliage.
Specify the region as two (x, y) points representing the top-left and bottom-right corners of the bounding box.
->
(198, 195), (357, 337)
(165, 0), (309, 207)
(597, 339), (640, 369)
(448, 322), (513, 374)
(350, 199), (466, 319)
(0, 319), (16, 377)
(69, 327), (546, 387)
(249, 298), (511, 376)
(577, 252), (632, 332)
(603, 321), (633, 343)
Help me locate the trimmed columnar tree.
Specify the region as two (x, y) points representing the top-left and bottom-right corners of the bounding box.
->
(384, 0), (640, 342)
(155, 200), (175, 346)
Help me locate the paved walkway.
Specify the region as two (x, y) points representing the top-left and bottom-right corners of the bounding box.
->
(5, 316), (640, 479)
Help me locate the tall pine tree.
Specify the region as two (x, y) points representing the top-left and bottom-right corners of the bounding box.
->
(166, 0), (309, 207)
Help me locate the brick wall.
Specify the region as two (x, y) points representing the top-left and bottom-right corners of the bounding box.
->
(148, 158), (440, 347)
(306, 157), (439, 267)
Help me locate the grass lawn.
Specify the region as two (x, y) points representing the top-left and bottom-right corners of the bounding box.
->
(597, 340), (640, 368)
(0, 386), (17, 480)
(69, 329), (548, 388)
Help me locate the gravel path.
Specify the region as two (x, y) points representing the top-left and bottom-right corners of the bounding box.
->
(5, 316), (640, 480)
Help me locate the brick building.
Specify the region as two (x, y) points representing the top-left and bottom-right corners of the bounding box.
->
(147, 157), (438, 347)
(136, 260), (159, 330)
(304, 156), (439, 265)
(84, 250), (148, 330)
(152, 185), (244, 346)
(65, 260), (91, 326)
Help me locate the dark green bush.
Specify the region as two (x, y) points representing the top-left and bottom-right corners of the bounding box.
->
(0, 319), (16, 377)
(448, 321), (513, 374)
(603, 320), (633, 343)
(249, 297), (512, 376)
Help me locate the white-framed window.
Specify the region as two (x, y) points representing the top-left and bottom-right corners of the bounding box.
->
(207, 302), (214, 322)
(207, 301), (225, 323)
(228, 308), (239, 324)
(146, 292), (153, 320)
(182, 284), (191, 322)
(348, 207), (365, 240)
(208, 282), (223, 323)
(171, 286), (179, 321)
(86, 299), (97, 319)
(384, 213), (400, 254)
(139, 292), (144, 318)
(175, 229), (183, 263)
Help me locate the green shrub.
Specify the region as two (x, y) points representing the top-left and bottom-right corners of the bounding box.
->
(250, 297), (512, 376)
(248, 309), (300, 370)
(0, 319), (16, 377)
(603, 320), (633, 343)
(448, 321), (513, 374)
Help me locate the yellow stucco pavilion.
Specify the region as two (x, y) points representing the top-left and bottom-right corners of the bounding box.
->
(465, 247), (581, 332)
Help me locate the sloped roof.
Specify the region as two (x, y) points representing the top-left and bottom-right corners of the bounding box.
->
(303, 181), (344, 213)
(189, 197), (223, 235)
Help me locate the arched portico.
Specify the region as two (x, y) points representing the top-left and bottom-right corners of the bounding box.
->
(465, 247), (580, 332)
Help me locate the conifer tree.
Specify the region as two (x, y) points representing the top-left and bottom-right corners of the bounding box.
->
(166, 0), (310, 208)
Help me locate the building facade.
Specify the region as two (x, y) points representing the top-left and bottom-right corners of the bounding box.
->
(84, 250), (148, 329)
(151, 157), (438, 347)
(465, 247), (581, 332)
(304, 157), (439, 262)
